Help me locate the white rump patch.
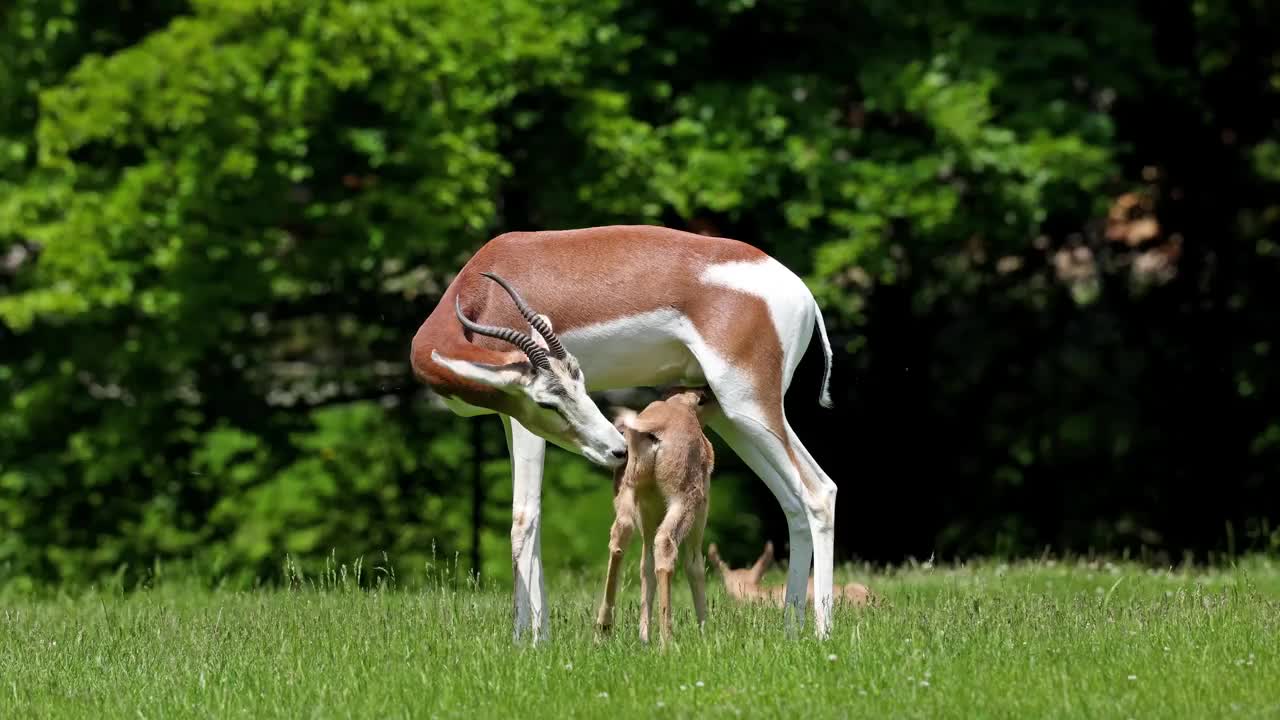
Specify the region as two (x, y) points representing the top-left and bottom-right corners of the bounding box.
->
(700, 258), (818, 390)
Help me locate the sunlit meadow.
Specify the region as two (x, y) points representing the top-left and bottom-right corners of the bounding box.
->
(2, 556), (1277, 719)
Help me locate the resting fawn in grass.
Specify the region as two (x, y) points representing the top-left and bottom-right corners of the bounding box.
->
(707, 541), (873, 608)
(596, 388), (713, 645)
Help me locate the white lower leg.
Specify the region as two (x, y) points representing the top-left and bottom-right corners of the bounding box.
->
(809, 514), (835, 639)
(511, 520), (547, 641)
(784, 516), (812, 634)
(706, 412), (809, 634)
(793, 431), (838, 640)
(504, 416), (549, 644)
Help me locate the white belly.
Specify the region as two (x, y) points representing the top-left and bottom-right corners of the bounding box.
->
(560, 309), (705, 391)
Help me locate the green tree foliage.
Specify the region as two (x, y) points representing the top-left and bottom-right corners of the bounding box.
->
(1, 0), (1277, 588)
(0, 0), (618, 587)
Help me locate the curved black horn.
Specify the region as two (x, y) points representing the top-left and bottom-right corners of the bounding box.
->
(454, 297), (550, 370)
(480, 271), (567, 359)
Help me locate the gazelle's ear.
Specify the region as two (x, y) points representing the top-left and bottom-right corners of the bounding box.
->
(432, 350), (531, 390)
(750, 541), (774, 581)
(707, 543), (727, 573)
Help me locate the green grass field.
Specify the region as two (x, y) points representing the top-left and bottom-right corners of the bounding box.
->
(2, 557), (1278, 719)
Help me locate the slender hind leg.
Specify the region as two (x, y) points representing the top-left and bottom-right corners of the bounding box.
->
(706, 407), (837, 639)
(706, 412), (809, 632)
(596, 488), (637, 635)
(683, 503), (709, 631)
(788, 425), (838, 633)
(502, 416), (549, 643)
(653, 502), (696, 647)
(638, 524), (657, 644)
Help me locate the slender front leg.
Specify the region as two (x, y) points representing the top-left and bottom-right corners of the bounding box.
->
(502, 416), (548, 644)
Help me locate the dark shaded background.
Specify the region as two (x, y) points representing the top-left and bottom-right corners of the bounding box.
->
(1, 0), (1277, 589)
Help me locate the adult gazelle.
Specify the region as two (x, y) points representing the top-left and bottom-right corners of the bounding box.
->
(410, 225), (837, 641)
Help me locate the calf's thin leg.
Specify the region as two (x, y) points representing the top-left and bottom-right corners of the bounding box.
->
(653, 502), (696, 646)
(683, 503), (709, 630)
(638, 524), (658, 644)
(595, 492), (637, 635)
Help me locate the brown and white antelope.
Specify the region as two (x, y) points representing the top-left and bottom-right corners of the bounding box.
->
(409, 225), (838, 641)
(595, 388), (714, 645)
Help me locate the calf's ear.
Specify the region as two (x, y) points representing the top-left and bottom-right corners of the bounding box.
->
(610, 407), (638, 433)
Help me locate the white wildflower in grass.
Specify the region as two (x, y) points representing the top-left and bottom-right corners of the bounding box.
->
(695, 681), (705, 688)
(1127, 675), (1138, 681)
(597, 691), (609, 699)
(656, 701), (665, 708)
(828, 654), (838, 662)
(680, 684), (688, 691)
(564, 662), (573, 671)
(920, 680), (930, 688)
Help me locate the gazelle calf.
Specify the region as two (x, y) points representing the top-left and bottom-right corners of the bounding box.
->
(707, 542), (873, 608)
(705, 542), (774, 604)
(596, 389), (714, 645)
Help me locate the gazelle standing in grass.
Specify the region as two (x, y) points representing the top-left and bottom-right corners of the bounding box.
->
(595, 389), (714, 645)
(410, 225), (839, 641)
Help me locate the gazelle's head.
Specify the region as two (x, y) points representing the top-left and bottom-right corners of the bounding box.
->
(432, 272), (627, 468)
(707, 541), (775, 598)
